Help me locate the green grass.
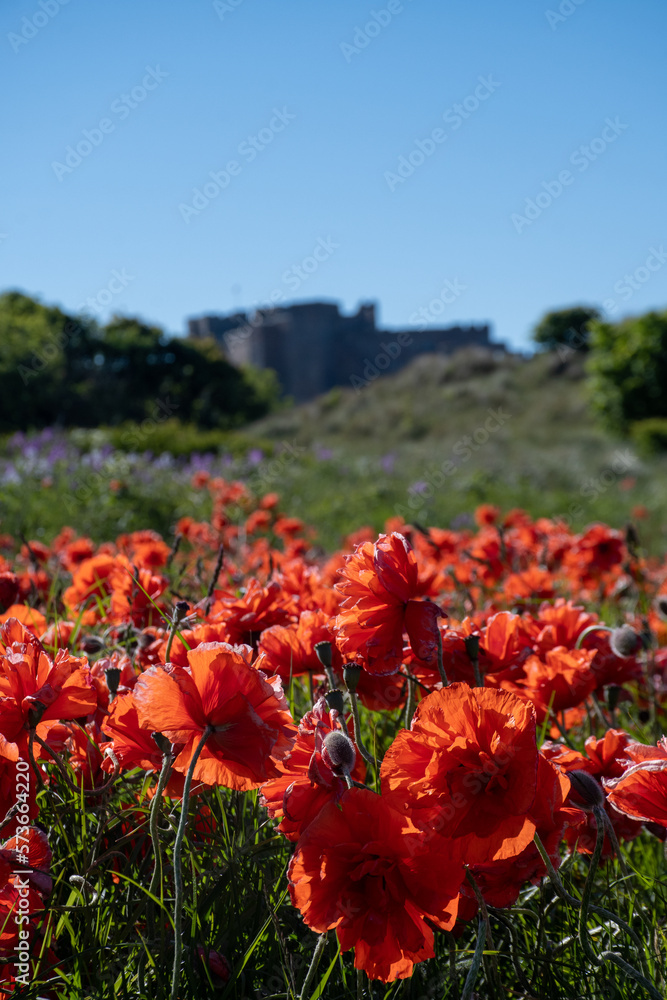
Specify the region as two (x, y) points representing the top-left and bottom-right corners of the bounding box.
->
(3, 347), (667, 553)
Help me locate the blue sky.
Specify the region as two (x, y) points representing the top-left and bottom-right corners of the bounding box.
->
(1, 0), (665, 350)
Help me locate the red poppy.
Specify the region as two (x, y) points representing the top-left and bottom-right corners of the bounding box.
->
(255, 610), (341, 681)
(133, 642), (296, 789)
(289, 787), (463, 982)
(381, 683), (539, 862)
(334, 533), (441, 676)
(0, 619), (96, 757)
(210, 579), (295, 645)
(605, 737), (667, 827)
(542, 730), (644, 855)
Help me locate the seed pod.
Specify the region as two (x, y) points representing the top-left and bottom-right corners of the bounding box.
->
(343, 664), (362, 694)
(314, 641), (332, 669)
(609, 624), (641, 659)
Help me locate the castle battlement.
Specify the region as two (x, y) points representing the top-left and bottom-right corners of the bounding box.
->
(188, 301), (499, 402)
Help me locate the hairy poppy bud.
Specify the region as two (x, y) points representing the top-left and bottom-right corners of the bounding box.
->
(568, 770), (605, 810)
(314, 641), (332, 670)
(324, 689), (345, 716)
(343, 664), (362, 694)
(151, 731), (172, 755)
(173, 601), (191, 625)
(609, 624), (641, 659)
(463, 635), (480, 661)
(322, 731), (356, 774)
(81, 635), (105, 654)
(105, 666), (122, 698)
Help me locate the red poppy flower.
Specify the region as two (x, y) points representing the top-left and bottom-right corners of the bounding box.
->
(0, 619), (96, 757)
(542, 729), (644, 855)
(255, 610), (342, 681)
(605, 737), (667, 827)
(334, 533), (440, 676)
(210, 579), (295, 645)
(133, 642), (296, 789)
(381, 683), (539, 862)
(289, 787), (463, 982)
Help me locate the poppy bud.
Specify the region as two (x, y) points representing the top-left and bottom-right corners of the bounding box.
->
(567, 770), (605, 810)
(609, 624), (641, 659)
(105, 666), (122, 698)
(314, 641), (332, 670)
(81, 635), (105, 654)
(464, 634), (480, 662)
(325, 689), (345, 716)
(26, 701), (46, 728)
(173, 601), (190, 624)
(151, 731), (172, 755)
(321, 731), (356, 774)
(655, 595), (667, 621)
(343, 664), (362, 694)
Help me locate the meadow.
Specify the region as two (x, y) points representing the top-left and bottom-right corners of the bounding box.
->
(0, 348), (667, 998)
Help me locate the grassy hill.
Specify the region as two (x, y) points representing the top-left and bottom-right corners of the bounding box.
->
(247, 347), (667, 550)
(3, 347), (666, 552)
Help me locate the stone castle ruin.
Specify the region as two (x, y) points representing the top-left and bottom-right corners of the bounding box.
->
(188, 301), (498, 402)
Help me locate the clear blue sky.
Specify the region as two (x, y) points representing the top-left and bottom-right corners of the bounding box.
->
(1, 0), (665, 350)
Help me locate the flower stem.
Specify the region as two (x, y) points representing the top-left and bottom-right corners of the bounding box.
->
(299, 932), (328, 1000)
(579, 804), (606, 966)
(461, 914), (486, 1000)
(436, 626), (449, 687)
(171, 725), (212, 1000)
(348, 690), (375, 768)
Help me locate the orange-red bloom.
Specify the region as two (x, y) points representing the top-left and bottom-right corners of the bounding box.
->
(381, 683), (539, 862)
(334, 533), (440, 675)
(605, 737), (667, 827)
(289, 788), (463, 982)
(133, 642), (296, 789)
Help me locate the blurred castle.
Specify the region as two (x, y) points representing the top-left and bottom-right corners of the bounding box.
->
(188, 301), (498, 402)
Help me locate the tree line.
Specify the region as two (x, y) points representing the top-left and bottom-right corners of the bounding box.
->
(0, 291), (278, 432)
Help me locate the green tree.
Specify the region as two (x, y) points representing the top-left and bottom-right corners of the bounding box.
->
(587, 309), (667, 431)
(0, 291), (275, 432)
(532, 305), (601, 353)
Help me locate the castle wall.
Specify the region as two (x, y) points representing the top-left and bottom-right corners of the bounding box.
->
(187, 302), (497, 401)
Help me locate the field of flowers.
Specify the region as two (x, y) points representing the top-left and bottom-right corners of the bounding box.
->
(0, 471), (666, 999)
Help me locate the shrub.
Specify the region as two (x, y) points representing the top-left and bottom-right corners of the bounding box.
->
(587, 309), (667, 431)
(631, 417), (667, 455)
